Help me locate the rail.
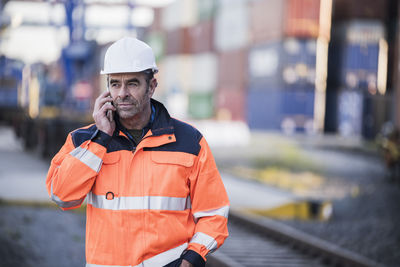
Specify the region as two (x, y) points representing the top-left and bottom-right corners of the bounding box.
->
(207, 209), (383, 267)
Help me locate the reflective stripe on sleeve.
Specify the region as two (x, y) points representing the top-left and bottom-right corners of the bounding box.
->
(87, 192), (191, 211)
(51, 180), (85, 208)
(85, 242), (188, 267)
(70, 146), (102, 173)
(193, 205), (229, 220)
(190, 232), (218, 253)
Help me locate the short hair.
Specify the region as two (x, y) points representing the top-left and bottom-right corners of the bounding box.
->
(143, 69), (155, 85)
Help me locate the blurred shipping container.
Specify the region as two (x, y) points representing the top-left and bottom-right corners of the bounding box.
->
(191, 52), (217, 92)
(161, 0), (197, 31)
(341, 43), (379, 91)
(362, 92), (390, 139)
(249, 0), (285, 43)
(165, 27), (191, 55)
(284, 0), (321, 38)
(218, 49), (248, 89)
(145, 32), (165, 61)
(197, 0), (217, 22)
(188, 91), (214, 119)
(166, 87), (189, 119)
(150, 8), (163, 32)
(162, 55), (193, 93)
(327, 89), (390, 138)
(146, 0), (392, 138)
(282, 38), (316, 90)
(333, 0), (389, 21)
(217, 86), (246, 121)
(280, 90), (315, 134)
(247, 90), (281, 130)
(247, 89), (315, 132)
(214, 0), (249, 51)
(333, 20), (385, 92)
(248, 38), (316, 91)
(188, 20), (214, 54)
(248, 41), (284, 90)
(282, 90), (315, 117)
(337, 90), (363, 137)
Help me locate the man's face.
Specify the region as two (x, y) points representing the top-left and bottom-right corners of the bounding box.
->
(108, 72), (155, 119)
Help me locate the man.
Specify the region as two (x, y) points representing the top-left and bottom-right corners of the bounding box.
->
(46, 37), (230, 267)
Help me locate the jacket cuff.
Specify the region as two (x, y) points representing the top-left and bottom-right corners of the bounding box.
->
(91, 130), (112, 147)
(181, 250), (205, 267)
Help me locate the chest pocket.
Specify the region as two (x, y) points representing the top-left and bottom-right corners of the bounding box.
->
(150, 151), (195, 195)
(93, 152), (120, 197)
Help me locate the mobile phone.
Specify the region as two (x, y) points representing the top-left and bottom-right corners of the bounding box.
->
(106, 85), (114, 122)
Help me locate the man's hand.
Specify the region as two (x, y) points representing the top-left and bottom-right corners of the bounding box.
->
(93, 91), (116, 136)
(180, 259), (193, 267)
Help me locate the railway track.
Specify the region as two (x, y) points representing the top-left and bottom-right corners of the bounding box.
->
(207, 210), (383, 267)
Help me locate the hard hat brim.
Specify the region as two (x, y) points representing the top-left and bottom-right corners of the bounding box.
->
(100, 67), (158, 75)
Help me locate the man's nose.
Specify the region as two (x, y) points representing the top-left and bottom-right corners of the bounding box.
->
(118, 83), (129, 98)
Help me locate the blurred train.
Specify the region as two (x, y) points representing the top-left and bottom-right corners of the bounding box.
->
(10, 40), (105, 158)
(0, 56), (24, 124)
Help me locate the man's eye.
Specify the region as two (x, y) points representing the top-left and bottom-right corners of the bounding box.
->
(111, 83), (118, 87)
(128, 82), (138, 87)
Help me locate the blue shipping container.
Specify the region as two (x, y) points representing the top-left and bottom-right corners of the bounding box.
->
(247, 90), (282, 130)
(248, 42), (284, 90)
(282, 38), (316, 90)
(340, 43), (379, 90)
(247, 89), (315, 132)
(337, 90), (363, 137)
(280, 90), (314, 116)
(248, 38), (317, 91)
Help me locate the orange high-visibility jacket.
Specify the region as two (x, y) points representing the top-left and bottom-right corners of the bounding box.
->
(46, 99), (229, 267)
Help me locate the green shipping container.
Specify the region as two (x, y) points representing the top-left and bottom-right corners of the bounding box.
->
(145, 32), (165, 61)
(198, 0), (217, 21)
(188, 92), (214, 119)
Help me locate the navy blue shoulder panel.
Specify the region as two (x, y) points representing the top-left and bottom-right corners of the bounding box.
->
(144, 119), (203, 156)
(71, 124), (97, 148)
(71, 124), (133, 152)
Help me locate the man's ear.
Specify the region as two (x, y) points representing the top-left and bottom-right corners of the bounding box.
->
(149, 78), (157, 97)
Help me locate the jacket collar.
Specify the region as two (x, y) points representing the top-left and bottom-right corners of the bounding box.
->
(113, 98), (174, 139)
(149, 98), (174, 136)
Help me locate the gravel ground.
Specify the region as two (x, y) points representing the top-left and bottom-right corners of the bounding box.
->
(0, 205), (86, 267)
(215, 134), (400, 267)
(277, 149), (400, 267)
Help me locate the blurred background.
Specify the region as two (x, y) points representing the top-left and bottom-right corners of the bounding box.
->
(0, 0), (400, 267)
(0, 0), (399, 146)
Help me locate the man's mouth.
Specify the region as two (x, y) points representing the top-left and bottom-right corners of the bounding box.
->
(117, 102), (135, 107)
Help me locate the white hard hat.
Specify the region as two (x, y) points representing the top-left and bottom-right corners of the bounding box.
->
(101, 37), (158, 75)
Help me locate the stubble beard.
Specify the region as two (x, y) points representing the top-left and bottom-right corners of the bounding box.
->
(115, 97), (142, 119)
(115, 90), (150, 119)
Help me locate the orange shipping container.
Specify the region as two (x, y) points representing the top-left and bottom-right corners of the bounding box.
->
(217, 49), (248, 89)
(284, 0), (320, 38)
(249, 0), (285, 43)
